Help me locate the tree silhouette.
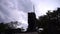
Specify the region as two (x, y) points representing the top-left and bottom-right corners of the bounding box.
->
(38, 8), (60, 34)
(0, 23), (9, 32)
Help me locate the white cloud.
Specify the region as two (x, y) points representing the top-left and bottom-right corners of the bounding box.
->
(0, 0), (33, 30)
(1, 0), (60, 31)
(31, 0), (60, 19)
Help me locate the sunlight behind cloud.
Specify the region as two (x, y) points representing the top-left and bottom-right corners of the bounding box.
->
(31, 0), (60, 19)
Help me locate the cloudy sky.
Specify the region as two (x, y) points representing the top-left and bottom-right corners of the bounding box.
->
(0, 0), (60, 31)
(31, 0), (60, 18)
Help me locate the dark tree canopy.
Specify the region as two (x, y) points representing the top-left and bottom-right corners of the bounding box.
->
(38, 8), (60, 34)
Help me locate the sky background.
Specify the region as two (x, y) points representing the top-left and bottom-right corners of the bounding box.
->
(31, 0), (60, 18)
(0, 0), (60, 31)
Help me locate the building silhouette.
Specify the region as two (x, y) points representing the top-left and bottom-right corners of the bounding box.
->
(27, 12), (37, 31)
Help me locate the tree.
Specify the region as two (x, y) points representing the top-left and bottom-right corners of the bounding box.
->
(0, 23), (9, 32)
(38, 8), (60, 34)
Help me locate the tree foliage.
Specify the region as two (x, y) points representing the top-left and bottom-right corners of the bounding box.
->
(38, 8), (60, 34)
